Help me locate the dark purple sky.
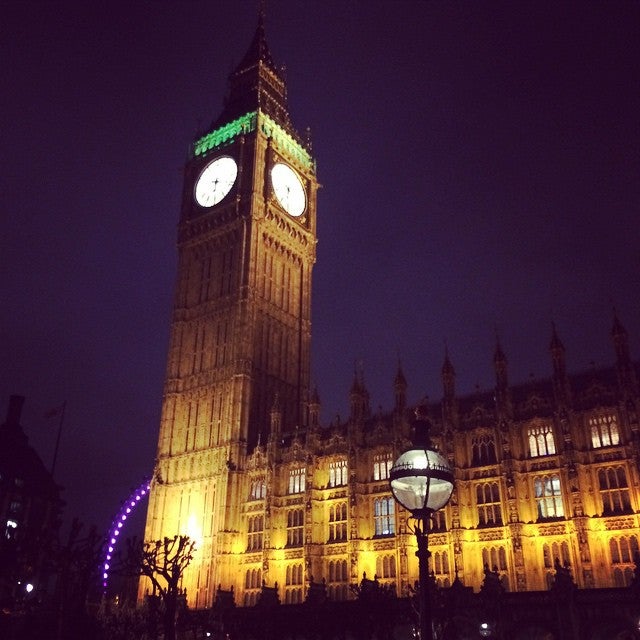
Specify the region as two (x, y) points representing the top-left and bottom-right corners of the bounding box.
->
(2, 1), (639, 535)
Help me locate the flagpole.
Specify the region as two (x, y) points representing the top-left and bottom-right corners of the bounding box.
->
(50, 401), (66, 479)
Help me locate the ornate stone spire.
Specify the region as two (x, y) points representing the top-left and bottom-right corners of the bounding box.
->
(214, 6), (291, 130)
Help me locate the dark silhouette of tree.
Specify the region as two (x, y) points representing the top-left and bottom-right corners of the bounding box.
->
(123, 535), (195, 640)
(53, 518), (104, 640)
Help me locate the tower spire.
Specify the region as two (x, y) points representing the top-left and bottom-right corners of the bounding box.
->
(213, 3), (291, 130)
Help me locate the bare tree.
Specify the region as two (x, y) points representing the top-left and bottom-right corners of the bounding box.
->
(124, 535), (195, 640)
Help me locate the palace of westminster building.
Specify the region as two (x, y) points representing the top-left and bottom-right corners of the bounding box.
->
(141, 14), (640, 611)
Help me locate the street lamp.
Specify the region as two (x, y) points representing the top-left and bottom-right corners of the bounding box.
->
(390, 405), (455, 640)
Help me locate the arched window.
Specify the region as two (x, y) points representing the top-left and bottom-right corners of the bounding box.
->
(534, 475), (564, 519)
(482, 546), (507, 571)
(286, 509), (304, 546)
(598, 466), (631, 514)
(590, 413), (620, 448)
(373, 497), (395, 536)
(376, 555), (396, 579)
(328, 502), (348, 542)
(471, 433), (497, 466)
(373, 452), (393, 481)
(250, 478), (266, 500)
(329, 459), (348, 487)
(542, 541), (570, 569)
(527, 422), (556, 457)
(247, 514), (264, 551)
(431, 550), (449, 576)
(288, 467), (306, 494)
(476, 482), (502, 526)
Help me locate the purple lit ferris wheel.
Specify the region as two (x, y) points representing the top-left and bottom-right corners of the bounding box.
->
(102, 478), (151, 593)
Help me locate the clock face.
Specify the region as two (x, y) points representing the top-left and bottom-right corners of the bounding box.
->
(194, 156), (238, 207)
(271, 163), (306, 217)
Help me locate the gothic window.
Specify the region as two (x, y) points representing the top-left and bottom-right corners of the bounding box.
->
(247, 515), (264, 551)
(286, 509), (304, 547)
(528, 423), (556, 457)
(610, 535), (639, 564)
(374, 497), (395, 536)
(598, 466), (632, 514)
(327, 559), (349, 601)
(431, 510), (447, 532)
(542, 541), (570, 569)
(471, 433), (497, 466)
(244, 568), (261, 606)
(376, 554), (396, 579)
(329, 459), (348, 487)
(482, 546), (507, 571)
(328, 502), (348, 542)
(610, 536), (638, 586)
(328, 559), (349, 583)
(250, 478), (266, 500)
(534, 475), (564, 519)
(430, 550), (450, 587)
(476, 482), (503, 527)
(286, 563), (303, 586)
(288, 467), (306, 494)
(373, 452), (393, 481)
(590, 413), (620, 448)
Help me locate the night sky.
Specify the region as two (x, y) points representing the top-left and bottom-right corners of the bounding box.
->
(2, 1), (639, 537)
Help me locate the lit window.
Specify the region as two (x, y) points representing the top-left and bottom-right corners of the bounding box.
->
(328, 503), (348, 542)
(534, 475), (564, 519)
(471, 433), (497, 466)
(528, 423), (556, 457)
(247, 515), (264, 551)
(476, 482), (502, 527)
(374, 497), (395, 536)
(373, 452), (393, 481)
(250, 478), (266, 500)
(286, 509), (304, 547)
(288, 467), (306, 494)
(599, 466), (631, 515)
(590, 413), (620, 448)
(329, 459), (348, 487)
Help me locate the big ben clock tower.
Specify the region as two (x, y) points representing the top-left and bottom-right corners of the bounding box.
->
(142, 12), (318, 607)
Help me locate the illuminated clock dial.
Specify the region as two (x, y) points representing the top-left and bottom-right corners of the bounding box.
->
(271, 162), (306, 217)
(194, 156), (238, 207)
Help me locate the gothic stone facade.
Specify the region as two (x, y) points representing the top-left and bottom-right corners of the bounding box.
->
(142, 15), (640, 614)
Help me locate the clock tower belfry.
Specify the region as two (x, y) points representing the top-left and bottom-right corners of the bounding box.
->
(142, 13), (318, 607)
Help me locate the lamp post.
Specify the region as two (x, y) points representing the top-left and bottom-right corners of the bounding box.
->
(390, 406), (455, 640)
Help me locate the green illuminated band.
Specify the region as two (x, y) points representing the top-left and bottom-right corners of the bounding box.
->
(194, 112), (257, 156)
(194, 111), (313, 170)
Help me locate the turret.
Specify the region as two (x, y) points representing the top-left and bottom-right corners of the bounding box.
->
(493, 338), (512, 418)
(349, 368), (370, 424)
(270, 394), (282, 436)
(394, 362), (407, 415)
(441, 348), (458, 427)
(612, 311), (637, 395)
(550, 323), (571, 408)
(308, 387), (321, 429)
